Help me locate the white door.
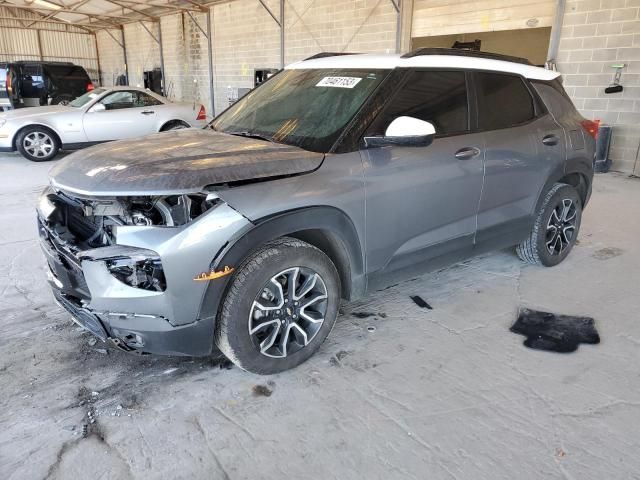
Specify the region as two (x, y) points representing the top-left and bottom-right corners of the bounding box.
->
(82, 90), (164, 142)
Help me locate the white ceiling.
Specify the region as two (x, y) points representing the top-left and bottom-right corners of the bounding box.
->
(0, 0), (217, 30)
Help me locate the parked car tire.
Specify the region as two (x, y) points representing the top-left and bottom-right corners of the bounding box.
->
(161, 120), (190, 131)
(516, 183), (582, 267)
(51, 94), (74, 106)
(16, 126), (60, 162)
(215, 237), (341, 374)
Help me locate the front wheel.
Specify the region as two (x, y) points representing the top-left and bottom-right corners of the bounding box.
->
(215, 238), (341, 374)
(16, 126), (60, 162)
(516, 183), (582, 267)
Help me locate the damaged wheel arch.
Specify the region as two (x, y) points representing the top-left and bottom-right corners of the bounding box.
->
(198, 206), (366, 322)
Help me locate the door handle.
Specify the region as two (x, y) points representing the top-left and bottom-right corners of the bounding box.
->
(141, 110), (155, 115)
(454, 146), (481, 160)
(542, 134), (559, 146)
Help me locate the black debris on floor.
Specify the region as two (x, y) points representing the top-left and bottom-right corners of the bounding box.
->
(410, 295), (433, 310)
(252, 384), (273, 397)
(511, 308), (600, 353)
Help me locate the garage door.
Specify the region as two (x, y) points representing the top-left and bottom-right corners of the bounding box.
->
(412, 0), (557, 37)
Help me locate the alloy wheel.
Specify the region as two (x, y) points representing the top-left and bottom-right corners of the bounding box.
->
(545, 198), (577, 255)
(248, 267), (328, 358)
(23, 132), (54, 158)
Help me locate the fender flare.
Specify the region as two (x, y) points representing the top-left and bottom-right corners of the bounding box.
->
(534, 159), (593, 215)
(197, 206), (366, 321)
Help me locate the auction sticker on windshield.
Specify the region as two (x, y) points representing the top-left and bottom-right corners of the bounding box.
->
(316, 77), (362, 88)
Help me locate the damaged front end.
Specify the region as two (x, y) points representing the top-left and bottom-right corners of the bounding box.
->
(37, 186), (251, 356)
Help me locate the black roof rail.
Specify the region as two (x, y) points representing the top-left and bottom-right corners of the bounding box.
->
(401, 48), (532, 66)
(304, 52), (357, 61)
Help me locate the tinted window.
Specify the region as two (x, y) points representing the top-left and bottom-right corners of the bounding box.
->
(476, 73), (534, 131)
(139, 92), (163, 106)
(100, 90), (162, 110)
(21, 64), (44, 98)
(374, 70), (469, 136)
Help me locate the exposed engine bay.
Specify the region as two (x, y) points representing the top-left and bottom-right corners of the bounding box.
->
(43, 190), (218, 249)
(39, 189), (219, 293)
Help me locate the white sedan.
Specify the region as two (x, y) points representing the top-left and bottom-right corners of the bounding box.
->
(0, 86), (208, 161)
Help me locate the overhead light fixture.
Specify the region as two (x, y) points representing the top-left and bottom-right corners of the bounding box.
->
(32, 0), (63, 10)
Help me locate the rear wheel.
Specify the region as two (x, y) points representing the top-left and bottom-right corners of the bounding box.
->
(215, 238), (341, 374)
(516, 183), (582, 267)
(161, 120), (190, 131)
(16, 126), (60, 162)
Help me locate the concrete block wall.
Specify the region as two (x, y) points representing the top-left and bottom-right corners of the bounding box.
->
(557, 0), (640, 173)
(122, 21), (161, 89)
(95, 29), (126, 87)
(95, 0), (397, 115)
(210, 0), (397, 114)
(211, 0), (281, 114)
(284, 0), (397, 62)
(161, 13), (212, 114)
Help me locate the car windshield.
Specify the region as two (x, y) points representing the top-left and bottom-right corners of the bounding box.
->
(211, 68), (389, 152)
(69, 88), (106, 107)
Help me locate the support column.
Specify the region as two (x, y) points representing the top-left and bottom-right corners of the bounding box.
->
(93, 32), (102, 86)
(121, 26), (129, 84)
(36, 29), (44, 60)
(157, 21), (166, 95)
(280, 0), (285, 68)
(547, 0), (566, 66)
(206, 9), (215, 115)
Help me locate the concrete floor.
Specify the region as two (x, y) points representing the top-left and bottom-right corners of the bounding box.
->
(1, 152), (639, 480)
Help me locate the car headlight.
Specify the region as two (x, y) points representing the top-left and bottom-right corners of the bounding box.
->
(79, 246), (166, 292)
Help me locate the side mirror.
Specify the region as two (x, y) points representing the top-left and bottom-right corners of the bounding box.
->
(88, 103), (106, 113)
(364, 116), (436, 148)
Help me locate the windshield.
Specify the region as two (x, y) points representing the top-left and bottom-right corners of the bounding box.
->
(70, 88), (106, 107)
(211, 68), (389, 152)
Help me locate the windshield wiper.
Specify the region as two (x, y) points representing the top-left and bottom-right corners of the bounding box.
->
(227, 131), (274, 143)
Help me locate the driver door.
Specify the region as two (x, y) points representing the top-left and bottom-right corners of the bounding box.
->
(362, 69), (485, 275)
(82, 90), (162, 141)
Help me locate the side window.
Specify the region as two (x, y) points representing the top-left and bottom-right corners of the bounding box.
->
(100, 91), (136, 110)
(373, 70), (469, 136)
(476, 73), (534, 131)
(21, 64), (44, 98)
(136, 92), (163, 107)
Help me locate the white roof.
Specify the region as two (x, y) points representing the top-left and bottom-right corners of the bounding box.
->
(286, 53), (559, 81)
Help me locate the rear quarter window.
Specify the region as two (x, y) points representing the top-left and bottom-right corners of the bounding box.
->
(531, 79), (580, 121)
(476, 72), (535, 131)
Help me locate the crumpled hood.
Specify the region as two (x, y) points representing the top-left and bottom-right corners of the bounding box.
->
(49, 129), (324, 196)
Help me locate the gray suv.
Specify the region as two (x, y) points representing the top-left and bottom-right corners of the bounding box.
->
(38, 49), (596, 374)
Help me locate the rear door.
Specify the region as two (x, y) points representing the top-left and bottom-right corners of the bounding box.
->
(473, 71), (565, 246)
(362, 69), (485, 274)
(6, 64), (22, 108)
(82, 90), (164, 141)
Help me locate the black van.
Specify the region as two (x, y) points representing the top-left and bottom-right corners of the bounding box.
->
(1, 61), (93, 110)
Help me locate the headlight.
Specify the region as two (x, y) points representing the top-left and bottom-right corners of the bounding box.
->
(79, 246), (166, 292)
(105, 257), (166, 292)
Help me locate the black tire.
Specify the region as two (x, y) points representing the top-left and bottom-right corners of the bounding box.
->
(215, 237), (341, 375)
(516, 183), (582, 267)
(16, 126), (60, 162)
(51, 94), (74, 106)
(161, 120), (190, 131)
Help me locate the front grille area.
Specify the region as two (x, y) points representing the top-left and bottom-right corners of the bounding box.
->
(38, 212), (91, 301)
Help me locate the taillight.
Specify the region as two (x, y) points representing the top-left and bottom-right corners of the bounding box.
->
(87, 83), (94, 92)
(196, 105), (206, 120)
(6, 73), (11, 92)
(581, 119), (599, 139)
